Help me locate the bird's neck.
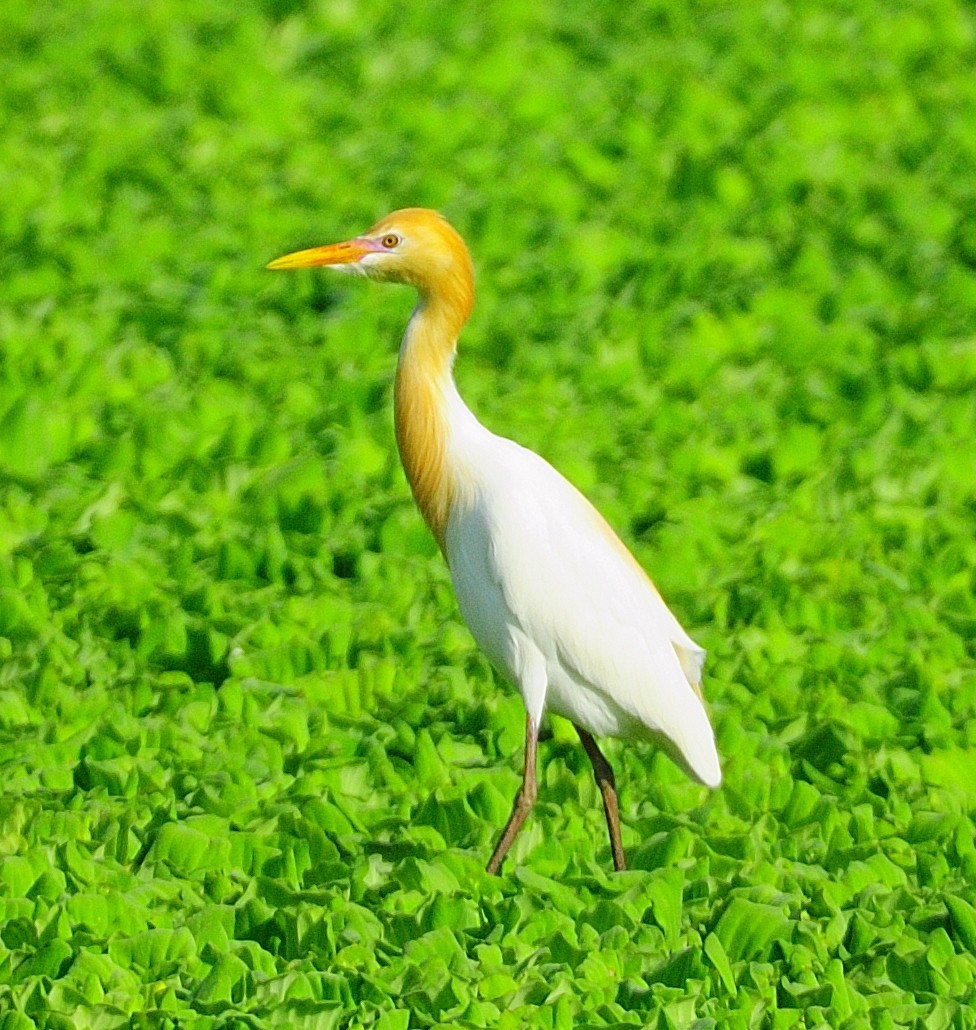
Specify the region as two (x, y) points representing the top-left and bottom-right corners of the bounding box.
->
(394, 280), (475, 554)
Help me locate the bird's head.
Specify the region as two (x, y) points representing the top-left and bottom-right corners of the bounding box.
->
(268, 208), (473, 305)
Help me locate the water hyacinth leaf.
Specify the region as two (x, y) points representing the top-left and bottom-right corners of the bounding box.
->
(920, 751), (976, 800)
(641, 868), (685, 946)
(16, 938), (73, 980)
(704, 931), (737, 995)
(0, 1014), (37, 1030)
(107, 928), (197, 972)
(147, 822), (230, 874)
(945, 896), (976, 954)
(713, 898), (793, 963)
(374, 1012), (411, 1030)
(193, 952), (251, 1007)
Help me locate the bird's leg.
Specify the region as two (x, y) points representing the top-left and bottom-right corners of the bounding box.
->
(575, 726), (627, 871)
(486, 713), (539, 875)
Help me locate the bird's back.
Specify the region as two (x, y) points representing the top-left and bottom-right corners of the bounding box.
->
(445, 429), (721, 788)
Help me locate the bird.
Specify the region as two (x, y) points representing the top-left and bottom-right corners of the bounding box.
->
(268, 208), (721, 874)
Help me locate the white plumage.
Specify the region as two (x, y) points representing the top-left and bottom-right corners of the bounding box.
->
(444, 392), (720, 786)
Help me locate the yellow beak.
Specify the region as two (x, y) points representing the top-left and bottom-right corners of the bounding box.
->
(266, 238), (374, 270)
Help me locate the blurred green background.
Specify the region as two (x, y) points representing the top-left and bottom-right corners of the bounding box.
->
(1, 0), (975, 1027)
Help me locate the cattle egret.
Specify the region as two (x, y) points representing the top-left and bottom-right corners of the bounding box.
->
(268, 208), (721, 874)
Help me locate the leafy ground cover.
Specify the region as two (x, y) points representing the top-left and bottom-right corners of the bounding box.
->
(1, 0), (975, 1026)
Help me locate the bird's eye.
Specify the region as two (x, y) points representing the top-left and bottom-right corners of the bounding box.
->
(381, 234), (400, 249)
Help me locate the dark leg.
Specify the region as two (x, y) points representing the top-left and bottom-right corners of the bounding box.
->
(486, 713), (539, 875)
(575, 726), (627, 871)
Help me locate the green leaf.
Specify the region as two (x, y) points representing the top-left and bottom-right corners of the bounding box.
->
(0, 1013), (38, 1030)
(17, 938), (73, 979)
(108, 927), (196, 972)
(921, 750), (976, 799)
(374, 1012), (411, 1030)
(148, 821), (231, 874)
(713, 898), (793, 962)
(704, 931), (737, 994)
(643, 868), (685, 946)
(946, 896), (976, 954)
(194, 952), (250, 1007)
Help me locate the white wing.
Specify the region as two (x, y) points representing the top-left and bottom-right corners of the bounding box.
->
(446, 433), (721, 788)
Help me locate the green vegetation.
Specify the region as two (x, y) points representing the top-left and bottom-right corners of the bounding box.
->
(2, 0), (975, 1026)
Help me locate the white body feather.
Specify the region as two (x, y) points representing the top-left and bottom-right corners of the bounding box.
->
(442, 385), (722, 789)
